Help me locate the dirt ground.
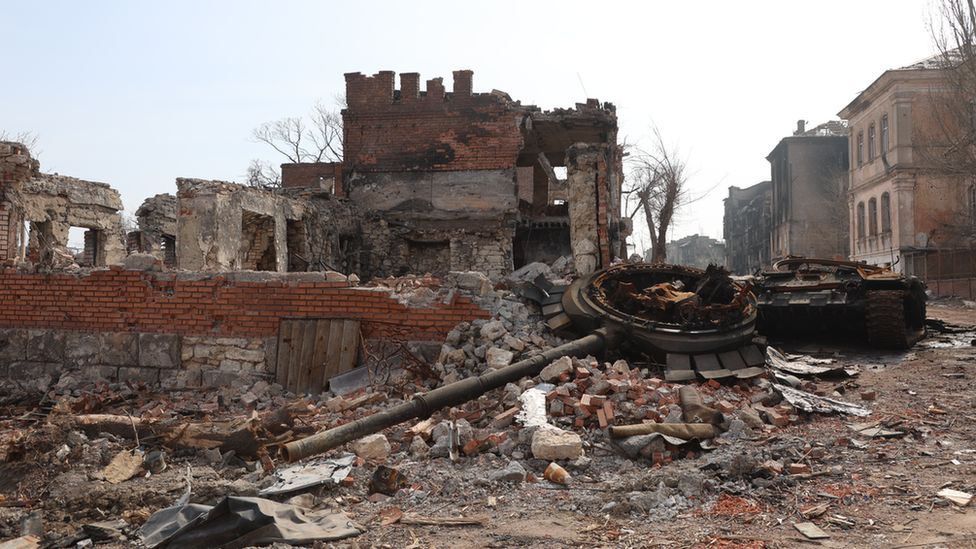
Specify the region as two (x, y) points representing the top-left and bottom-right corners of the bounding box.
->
(2, 303), (976, 548)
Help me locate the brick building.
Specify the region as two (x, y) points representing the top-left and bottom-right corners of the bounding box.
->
(839, 53), (976, 295)
(723, 181), (772, 274)
(766, 120), (849, 261)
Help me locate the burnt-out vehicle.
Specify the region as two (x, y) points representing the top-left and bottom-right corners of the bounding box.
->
(754, 257), (927, 348)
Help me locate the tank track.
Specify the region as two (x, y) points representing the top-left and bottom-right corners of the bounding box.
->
(865, 290), (915, 348)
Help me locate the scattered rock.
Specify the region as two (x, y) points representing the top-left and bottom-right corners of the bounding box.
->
(531, 425), (583, 460)
(350, 434), (391, 461)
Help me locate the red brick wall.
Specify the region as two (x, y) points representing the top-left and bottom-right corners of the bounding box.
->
(0, 268), (488, 340)
(342, 70), (523, 173)
(280, 162), (344, 195)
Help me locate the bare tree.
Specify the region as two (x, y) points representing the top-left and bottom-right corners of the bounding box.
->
(251, 98), (344, 165)
(624, 128), (689, 264)
(917, 0), (976, 241)
(244, 159), (281, 190)
(0, 130), (39, 155)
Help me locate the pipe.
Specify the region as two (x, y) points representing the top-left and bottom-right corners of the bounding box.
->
(282, 328), (617, 462)
(608, 422), (718, 439)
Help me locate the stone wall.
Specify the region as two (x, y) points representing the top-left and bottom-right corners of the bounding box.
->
(0, 267), (489, 388)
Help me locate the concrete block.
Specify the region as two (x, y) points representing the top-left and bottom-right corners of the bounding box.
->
(202, 369), (241, 387)
(138, 333), (181, 368)
(0, 329), (28, 363)
(99, 332), (139, 366)
(65, 332), (101, 367)
(78, 365), (119, 382)
(27, 330), (66, 362)
(117, 366), (160, 385)
(8, 361), (61, 380)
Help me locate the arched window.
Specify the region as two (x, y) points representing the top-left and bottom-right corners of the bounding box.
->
(868, 198), (878, 236)
(857, 201), (866, 238)
(880, 114), (889, 153)
(868, 124), (876, 161)
(881, 192), (891, 233)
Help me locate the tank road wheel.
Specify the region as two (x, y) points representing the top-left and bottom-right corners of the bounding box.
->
(865, 290), (924, 349)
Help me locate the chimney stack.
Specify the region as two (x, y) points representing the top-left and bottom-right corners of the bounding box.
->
(795, 120), (806, 135)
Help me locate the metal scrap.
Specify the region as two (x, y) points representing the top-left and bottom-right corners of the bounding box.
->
(258, 454), (356, 497)
(766, 347), (857, 377)
(774, 384), (871, 417)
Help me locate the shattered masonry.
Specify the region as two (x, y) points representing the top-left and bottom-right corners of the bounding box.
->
(0, 69), (631, 388)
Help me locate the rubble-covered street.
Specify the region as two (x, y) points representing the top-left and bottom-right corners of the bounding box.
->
(2, 278), (975, 548)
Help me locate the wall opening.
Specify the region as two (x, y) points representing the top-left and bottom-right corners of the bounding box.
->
(161, 234), (176, 267)
(286, 219), (309, 272)
(241, 210), (277, 271)
(407, 240), (450, 275)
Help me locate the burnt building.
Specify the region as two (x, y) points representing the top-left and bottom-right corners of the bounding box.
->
(170, 70), (627, 279)
(664, 234), (726, 269)
(766, 120), (849, 261)
(723, 181), (772, 274)
(337, 70), (626, 278)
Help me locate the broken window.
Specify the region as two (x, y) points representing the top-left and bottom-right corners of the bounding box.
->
(867, 124), (875, 162)
(880, 114), (889, 153)
(406, 240), (450, 275)
(868, 198), (878, 236)
(241, 210), (277, 271)
(161, 234), (176, 267)
(286, 219), (309, 272)
(880, 192), (891, 233)
(856, 202), (866, 238)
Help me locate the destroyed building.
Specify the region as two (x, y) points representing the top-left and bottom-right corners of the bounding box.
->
(766, 120), (850, 261)
(723, 181), (772, 274)
(663, 234), (726, 269)
(158, 70), (627, 280)
(839, 53), (976, 296)
(0, 142), (126, 269)
(127, 193), (176, 267)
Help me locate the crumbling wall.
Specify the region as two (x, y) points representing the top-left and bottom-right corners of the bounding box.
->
(20, 174), (126, 267)
(0, 268), (489, 387)
(176, 178), (305, 272)
(566, 143), (602, 275)
(0, 142), (38, 262)
(281, 162), (343, 195)
(130, 193), (177, 266)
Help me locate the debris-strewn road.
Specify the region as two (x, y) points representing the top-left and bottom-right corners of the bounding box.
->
(1, 303), (975, 548)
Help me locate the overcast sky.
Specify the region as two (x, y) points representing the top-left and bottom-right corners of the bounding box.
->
(1, 1), (938, 253)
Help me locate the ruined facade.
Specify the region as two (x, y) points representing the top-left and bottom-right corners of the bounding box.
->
(766, 120), (850, 261)
(723, 181), (772, 274)
(664, 234), (726, 269)
(129, 193), (177, 267)
(0, 143), (125, 269)
(339, 70), (625, 278)
(839, 54), (973, 283)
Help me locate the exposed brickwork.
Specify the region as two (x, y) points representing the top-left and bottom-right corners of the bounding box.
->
(343, 71), (523, 173)
(0, 268), (489, 341)
(281, 162), (344, 195)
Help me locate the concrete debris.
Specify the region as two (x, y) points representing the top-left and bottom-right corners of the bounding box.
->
(531, 425), (583, 460)
(350, 434), (391, 461)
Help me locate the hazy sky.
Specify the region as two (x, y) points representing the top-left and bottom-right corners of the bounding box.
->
(1, 1), (938, 253)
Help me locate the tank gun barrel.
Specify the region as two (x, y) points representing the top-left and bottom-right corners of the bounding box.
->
(282, 328), (617, 462)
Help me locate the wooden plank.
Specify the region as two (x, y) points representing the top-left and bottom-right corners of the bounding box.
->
(336, 320), (361, 377)
(286, 321), (308, 393)
(296, 320), (318, 394)
(323, 320), (345, 382)
(275, 319), (295, 388)
(307, 319), (332, 394)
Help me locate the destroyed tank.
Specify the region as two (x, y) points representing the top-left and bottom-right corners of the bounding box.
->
(754, 257), (927, 348)
(542, 263), (758, 356)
